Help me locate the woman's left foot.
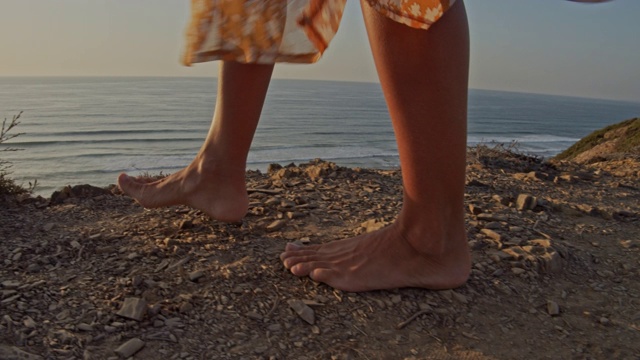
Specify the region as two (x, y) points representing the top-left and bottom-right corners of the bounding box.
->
(280, 223), (470, 292)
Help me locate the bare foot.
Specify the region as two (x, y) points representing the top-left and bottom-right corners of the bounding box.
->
(280, 223), (470, 292)
(117, 159), (248, 222)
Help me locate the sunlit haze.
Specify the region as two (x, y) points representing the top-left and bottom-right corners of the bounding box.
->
(1, 0), (639, 102)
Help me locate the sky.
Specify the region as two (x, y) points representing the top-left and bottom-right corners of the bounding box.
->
(1, 0), (639, 102)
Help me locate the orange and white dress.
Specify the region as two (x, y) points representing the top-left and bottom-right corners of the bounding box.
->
(182, 0), (457, 65)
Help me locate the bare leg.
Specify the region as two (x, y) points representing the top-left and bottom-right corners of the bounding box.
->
(118, 61), (274, 222)
(280, 0), (471, 291)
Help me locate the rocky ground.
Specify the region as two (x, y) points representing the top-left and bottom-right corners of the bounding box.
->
(1, 149), (639, 360)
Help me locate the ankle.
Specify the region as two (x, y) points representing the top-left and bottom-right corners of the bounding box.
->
(395, 211), (466, 257)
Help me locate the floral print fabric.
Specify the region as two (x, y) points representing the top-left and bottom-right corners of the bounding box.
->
(182, 0), (456, 66)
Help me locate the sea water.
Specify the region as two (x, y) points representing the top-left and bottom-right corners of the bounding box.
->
(1, 77), (639, 196)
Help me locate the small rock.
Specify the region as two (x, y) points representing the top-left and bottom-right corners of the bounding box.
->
(547, 300), (560, 316)
(538, 250), (563, 274)
(477, 213), (508, 222)
(246, 311), (263, 321)
(179, 220), (193, 230)
(116, 298), (148, 321)
(0, 346), (43, 360)
(516, 194), (537, 211)
(511, 267), (526, 275)
(77, 323), (93, 331)
(361, 219), (386, 233)
(26, 264), (41, 273)
(288, 299), (315, 325)
(266, 219), (287, 232)
(468, 205), (483, 215)
(164, 317), (183, 327)
(481, 228), (502, 242)
(23, 316), (36, 328)
(114, 338), (145, 358)
(179, 302), (193, 314)
(188, 270), (204, 282)
(42, 223), (56, 232)
(56, 310), (70, 321)
(104, 325), (117, 333)
(451, 291), (468, 304)
(1, 280), (20, 289)
(484, 221), (502, 230)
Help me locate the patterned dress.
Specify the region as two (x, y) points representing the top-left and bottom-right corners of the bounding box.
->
(182, 0), (456, 65)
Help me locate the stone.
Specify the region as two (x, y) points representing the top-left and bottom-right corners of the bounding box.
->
(266, 219), (287, 232)
(538, 251), (563, 274)
(288, 299), (315, 325)
(481, 228), (502, 242)
(361, 219), (386, 233)
(516, 194), (537, 211)
(451, 291), (468, 304)
(468, 205), (483, 215)
(0, 346), (43, 360)
(547, 301), (560, 316)
(1, 280), (20, 289)
(179, 302), (193, 314)
(116, 298), (148, 321)
(477, 213), (508, 222)
(114, 338), (145, 358)
(188, 270), (204, 282)
(246, 311), (263, 321)
(77, 323), (93, 331)
(23, 316), (36, 328)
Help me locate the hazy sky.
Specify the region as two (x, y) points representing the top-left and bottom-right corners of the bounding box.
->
(1, 0), (639, 102)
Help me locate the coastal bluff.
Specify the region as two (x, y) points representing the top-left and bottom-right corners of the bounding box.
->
(1, 134), (639, 358)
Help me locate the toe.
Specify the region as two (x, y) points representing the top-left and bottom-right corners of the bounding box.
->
(117, 173), (142, 196)
(281, 253), (315, 269)
(290, 261), (331, 277)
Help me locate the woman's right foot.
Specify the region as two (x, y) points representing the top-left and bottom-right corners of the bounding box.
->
(117, 158), (249, 223)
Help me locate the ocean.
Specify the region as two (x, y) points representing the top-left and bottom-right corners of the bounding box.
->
(1, 77), (639, 197)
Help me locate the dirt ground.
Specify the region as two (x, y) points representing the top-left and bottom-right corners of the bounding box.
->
(1, 151), (639, 360)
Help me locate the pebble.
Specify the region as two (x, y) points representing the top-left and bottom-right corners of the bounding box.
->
(511, 267), (526, 275)
(481, 228), (502, 242)
(23, 316), (36, 328)
(547, 300), (560, 316)
(179, 302), (193, 314)
(451, 291), (468, 304)
(1, 280), (20, 289)
(77, 323), (93, 331)
(288, 299), (315, 325)
(114, 338), (145, 358)
(188, 270), (204, 282)
(116, 298), (148, 321)
(246, 311), (263, 321)
(266, 219), (287, 232)
(1, 294), (20, 304)
(516, 194), (537, 211)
